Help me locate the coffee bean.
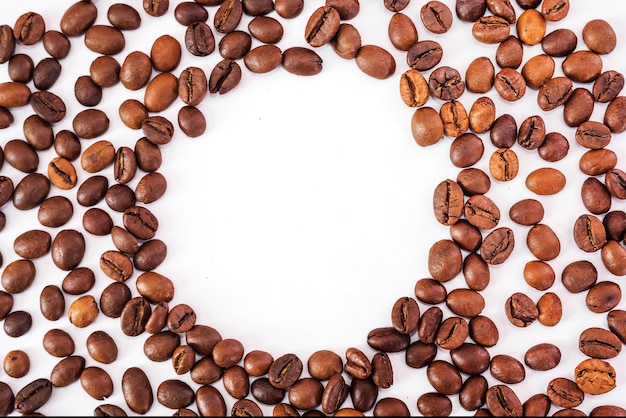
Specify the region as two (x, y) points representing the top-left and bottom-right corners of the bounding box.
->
(43, 328), (75, 357)
(123, 205), (159, 240)
(0, 25), (16, 64)
(450, 219), (482, 251)
(94, 404), (127, 417)
(539, 132), (569, 162)
(581, 177), (611, 215)
(405, 340), (437, 370)
(3, 310), (32, 337)
(605, 96), (626, 133)
(593, 70), (624, 103)
(429, 66), (464, 100)
(601, 240), (626, 276)
(388, 12), (417, 51)
(523, 260), (554, 291)
(108, 3), (142, 30)
(144, 0), (169, 17)
(538, 76), (573, 111)
(305, 6), (340, 47)
(586, 281), (621, 313)
(119, 51), (152, 91)
(30, 90), (66, 124)
(527, 223), (560, 261)
(144, 72), (179, 112)
(583, 19), (616, 55)
(505, 292), (538, 327)
(490, 354), (526, 384)
(465, 56), (495, 94)
(435, 316), (469, 350)
(135, 172), (167, 205)
(14, 12), (45, 45)
(39, 284), (64, 321)
(209, 59), (242, 94)
(4, 349), (30, 378)
(548, 377), (584, 408)
(406, 40), (443, 72)
(428, 239), (462, 282)
(89, 56), (120, 88)
(4, 139), (38, 173)
(214, 0), (243, 34)
(591, 405), (626, 416)
(418, 306), (443, 345)
(463, 252), (491, 291)
(390, 296), (419, 334)
(32, 57), (61, 90)
(579, 327), (622, 359)
(516, 8), (545, 45)
(80, 366), (114, 400)
(494, 68), (526, 101)
(420, 1), (453, 34)
(50, 355), (85, 388)
(119, 296), (151, 336)
(68, 295), (99, 328)
(496, 35), (523, 69)
(472, 16), (510, 44)
(62, 267), (96, 295)
(417, 392), (452, 416)
(564, 86), (596, 127)
(0, 81), (31, 108)
(282, 46), (323, 76)
(486, 385), (523, 417)
(113, 146), (137, 184)
(61, 1), (98, 36)
(464, 194), (500, 230)
(469, 315), (499, 348)
(574, 358), (616, 395)
(136, 271), (174, 304)
(573, 214), (607, 252)
(243, 0), (275, 16)
(48, 157), (77, 190)
(411, 106), (444, 146)
(469, 96), (496, 134)
(73, 109), (110, 139)
(244, 44), (282, 74)
(81, 140), (115, 173)
(446, 288), (485, 318)
(100, 250), (133, 282)
(84, 25), (125, 55)
(563, 50), (603, 83)
(450, 343), (490, 375)
(414, 278), (447, 305)
(178, 106), (207, 138)
(144, 331), (180, 363)
(174, 2), (208, 26)
(537, 291), (562, 326)
(525, 167), (566, 195)
(105, 184), (136, 212)
(223, 365), (250, 400)
(268, 353), (303, 389)
(151, 35), (182, 73)
(186, 21), (216, 57)
(14, 378), (52, 414)
(74, 75), (102, 107)
(524, 343), (561, 371)
(1, 259), (35, 294)
(521, 54), (555, 89)
(480, 227), (515, 264)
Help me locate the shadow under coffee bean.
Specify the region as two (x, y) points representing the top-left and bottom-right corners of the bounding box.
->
(0, 0), (626, 416)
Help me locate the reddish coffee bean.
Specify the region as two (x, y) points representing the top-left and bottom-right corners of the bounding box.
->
(122, 367), (153, 414)
(525, 343), (561, 371)
(427, 360), (462, 395)
(405, 340), (437, 369)
(414, 278), (447, 305)
(583, 19), (617, 55)
(505, 292), (538, 327)
(39, 284), (64, 321)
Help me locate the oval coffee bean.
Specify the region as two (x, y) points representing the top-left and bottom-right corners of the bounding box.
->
(305, 6), (340, 47)
(14, 378), (52, 414)
(524, 343), (561, 371)
(282, 46), (323, 76)
(122, 367), (153, 414)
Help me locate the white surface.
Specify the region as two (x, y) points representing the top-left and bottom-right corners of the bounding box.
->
(0, 0), (625, 415)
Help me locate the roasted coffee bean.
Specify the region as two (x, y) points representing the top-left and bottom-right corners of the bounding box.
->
(23, 115), (53, 152)
(416, 392), (452, 416)
(99, 282), (131, 319)
(118, 99), (148, 131)
(80, 366), (114, 401)
(1, 259), (35, 294)
(405, 340), (437, 369)
(469, 315), (499, 348)
(487, 0), (516, 23)
(418, 306), (443, 344)
(0, 81), (31, 108)
(43, 328), (75, 357)
(509, 198), (544, 226)
(14, 378), (52, 414)
(429, 66), (464, 100)
(12, 172), (49, 210)
(4, 310), (32, 337)
(343, 347), (371, 379)
(144, 72), (179, 112)
(81, 140), (115, 173)
(74, 75), (102, 107)
(464, 194), (499, 230)
(601, 240), (626, 276)
(590, 405), (626, 416)
(73, 109), (109, 139)
(472, 16), (510, 44)
(414, 278), (447, 305)
(39, 284), (64, 321)
(135, 172), (167, 205)
(563, 87), (594, 129)
(248, 16), (283, 43)
(218, 30), (250, 60)
(8, 54), (34, 83)
(157, 380), (195, 410)
(390, 296), (419, 334)
(144, 0), (169, 17)
(561, 260), (597, 294)
(490, 354), (525, 384)
(450, 343), (490, 375)
(136, 271), (174, 304)
(524, 343), (561, 371)
(586, 281), (621, 313)
(267, 353), (303, 389)
(123, 205), (158, 240)
(526, 167), (566, 195)
(13, 12), (45, 45)
(538, 76), (573, 111)
(305, 6), (340, 47)
(354, 44), (395, 80)
(48, 157), (77, 190)
(603, 210), (626, 242)
(287, 377), (323, 410)
(412, 106), (444, 146)
(244, 44), (282, 73)
(120, 296), (151, 336)
(388, 12), (417, 51)
(427, 360), (462, 395)
(563, 50), (603, 84)
(574, 358), (616, 395)
(209, 59), (241, 94)
(579, 327), (621, 359)
(593, 70), (624, 103)
(107, 3), (142, 30)
(223, 365), (250, 400)
(105, 184), (136, 212)
(142, 301), (167, 335)
(521, 54), (555, 89)
(605, 168), (626, 199)
(505, 292), (538, 327)
(538, 132), (569, 162)
(166, 303), (196, 334)
(605, 96), (626, 133)
(573, 214), (607, 252)
(89, 56), (120, 88)
(468, 96), (495, 134)
(151, 35), (181, 73)
(371, 352), (393, 389)
(62, 267), (96, 295)
(99, 250), (133, 282)
(373, 397), (410, 416)
(581, 177), (611, 215)
(463, 252), (490, 291)
(326, 0), (359, 20)
(446, 288), (485, 318)
(4, 139), (38, 173)
(583, 19), (616, 55)
(494, 68), (526, 101)
(435, 316), (469, 350)
(607, 309), (626, 345)
(456, 168), (491, 196)
(195, 385), (227, 416)
(94, 404), (127, 417)
(349, 377), (377, 412)
(214, 0), (243, 34)
(547, 377), (584, 408)
(537, 292), (562, 326)
(84, 25), (125, 55)
(406, 40), (443, 71)
(420, 1), (453, 34)
(523, 260), (554, 291)
(243, 0), (275, 16)
(110, 226), (139, 255)
(32, 57), (61, 90)
(174, 2), (208, 26)
(527, 223), (560, 261)
(428, 239), (462, 282)
(171, 345), (195, 376)
(433, 179), (464, 226)
(185, 21), (216, 57)
(306, 350), (342, 381)
(0, 176), (13, 207)
(486, 385), (522, 416)
(465, 56), (494, 94)
(60, 1), (98, 36)
(449, 130), (483, 165)
(0, 25), (16, 64)
(113, 146), (137, 184)
(67, 295), (99, 328)
(274, 0), (304, 17)
(450, 219), (482, 252)
(30, 91), (66, 124)
(480, 227), (515, 264)
(458, 375), (488, 412)
(178, 106), (207, 138)
(76, 175), (108, 207)
(243, 350), (274, 378)
(4, 349), (30, 378)
(144, 330), (180, 362)
(516, 8), (545, 45)
(50, 355), (85, 388)
(119, 51), (152, 91)
(367, 327), (410, 352)
(251, 377), (285, 405)
(496, 35), (523, 69)
(282, 46), (323, 76)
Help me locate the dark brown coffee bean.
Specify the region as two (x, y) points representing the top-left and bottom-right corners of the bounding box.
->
(144, 331), (180, 363)
(547, 377), (584, 408)
(121, 368), (154, 415)
(603, 210), (626, 242)
(538, 76), (573, 112)
(463, 252), (490, 291)
(490, 354), (526, 384)
(282, 46), (323, 76)
(420, 1), (453, 34)
(99, 282), (131, 319)
(450, 219), (482, 252)
(390, 296), (419, 334)
(43, 328), (75, 357)
(524, 342), (561, 371)
(563, 50), (603, 83)
(429, 66), (464, 100)
(100, 250), (133, 282)
(590, 405), (626, 416)
(1, 259), (35, 294)
(13, 12), (45, 45)
(113, 146), (137, 185)
(119, 51), (152, 91)
(305, 6), (340, 47)
(32, 57), (61, 91)
(450, 343), (490, 375)
(247, 16), (283, 44)
(222, 365), (250, 400)
(80, 366), (114, 400)
(144, 0), (169, 16)
(268, 353), (303, 389)
(509, 198), (543, 226)
(505, 292), (538, 327)
(76, 175), (107, 208)
(4, 139), (38, 173)
(14, 378), (52, 414)
(136, 272), (174, 305)
(496, 35), (523, 69)
(173, 1), (208, 26)
(74, 75), (102, 107)
(456, 167), (490, 196)
(480, 227), (515, 264)
(0, 25), (16, 64)
(13, 229), (51, 260)
(184, 21), (216, 57)
(605, 168), (626, 199)
(464, 194), (500, 230)
(455, 0), (487, 21)
(582, 177), (611, 215)
(494, 68), (526, 101)
(60, 1), (97, 36)
(244, 44), (282, 74)
(89, 56), (120, 88)
(469, 315), (499, 347)
(49, 355), (85, 389)
(3, 310), (31, 337)
(218, 30), (250, 60)
(428, 239), (462, 282)
(458, 375), (488, 412)
(450, 132), (483, 166)
(85, 330), (118, 364)
(123, 205), (158, 240)
(601, 240), (626, 276)
(84, 25), (125, 55)
(12, 172), (49, 210)
(144, 72), (179, 113)
(39, 284), (64, 321)
(561, 260), (597, 294)
(107, 3), (142, 30)
(388, 12), (418, 51)
(372, 397), (410, 416)
(583, 19), (616, 55)
(274, 0), (303, 17)
(105, 184), (136, 212)
(355, 45), (395, 80)
(135, 172), (167, 205)
(486, 385), (522, 416)
(433, 179), (464, 226)
(29, 91), (66, 124)
(573, 214), (606, 252)
(0, 176), (13, 208)
(435, 316), (469, 350)
(526, 223), (560, 261)
(406, 40), (443, 73)
(344, 347), (372, 379)
(593, 71), (624, 103)
(61, 267), (95, 295)
(405, 340), (437, 369)
(251, 377), (284, 405)
(8, 54), (33, 83)
(587, 281), (621, 313)
(178, 106), (207, 138)
(539, 131), (569, 162)
(210, 59), (243, 95)
(427, 360), (462, 395)
(73, 109), (109, 139)
(574, 358), (616, 395)
(417, 392), (452, 416)
(605, 96), (626, 133)
(472, 16), (510, 44)
(305, 350), (342, 382)
(119, 296), (151, 336)
(418, 306), (443, 345)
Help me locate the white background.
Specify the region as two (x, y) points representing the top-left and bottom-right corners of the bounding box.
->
(1, 0), (626, 415)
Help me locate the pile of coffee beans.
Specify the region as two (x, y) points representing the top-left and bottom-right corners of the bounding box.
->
(0, 0), (626, 416)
